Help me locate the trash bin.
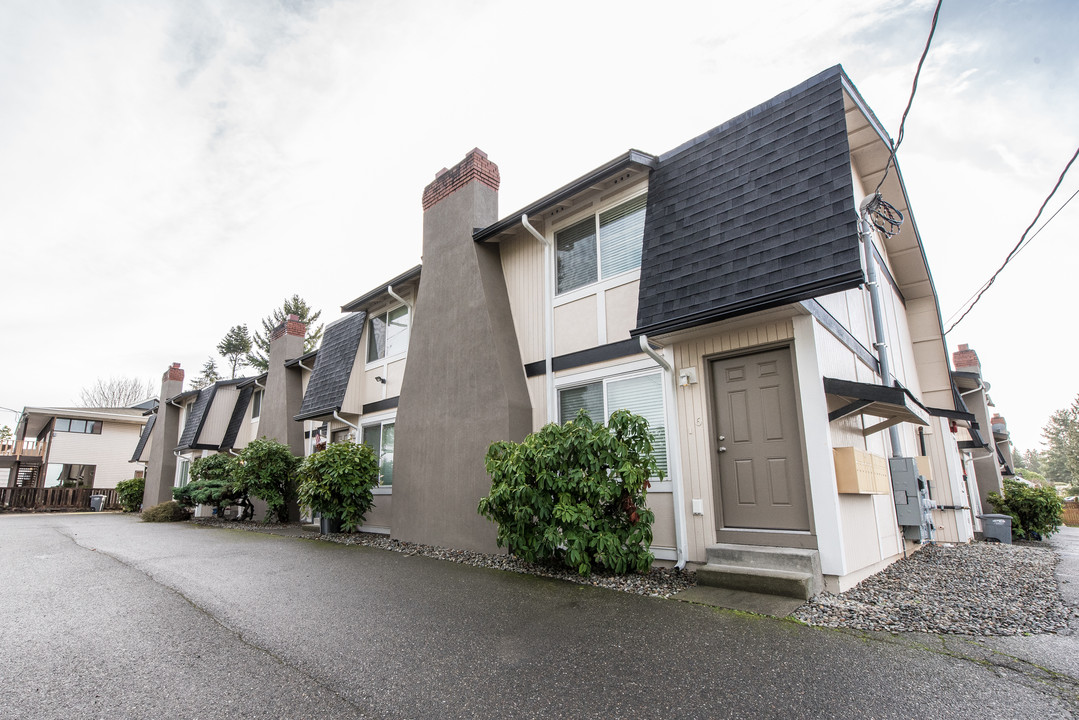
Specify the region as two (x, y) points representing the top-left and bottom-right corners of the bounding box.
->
(89, 494), (106, 512)
(319, 515), (342, 535)
(978, 514), (1012, 544)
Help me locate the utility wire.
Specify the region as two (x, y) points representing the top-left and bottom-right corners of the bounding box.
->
(945, 144), (1079, 334)
(944, 184), (1079, 327)
(874, 0), (944, 194)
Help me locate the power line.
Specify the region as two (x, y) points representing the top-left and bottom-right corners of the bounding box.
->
(874, 0), (943, 194)
(944, 184), (1079, 327)
(945, 144), (1079, 334)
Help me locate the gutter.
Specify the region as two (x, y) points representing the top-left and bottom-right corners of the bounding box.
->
(638, 335), (688, 570)
(522, 214), (556, 424)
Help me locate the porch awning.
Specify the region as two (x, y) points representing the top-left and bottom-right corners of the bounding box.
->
(823, 377), (931, 437)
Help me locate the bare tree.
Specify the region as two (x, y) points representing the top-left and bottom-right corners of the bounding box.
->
(78, 377), (156, 408)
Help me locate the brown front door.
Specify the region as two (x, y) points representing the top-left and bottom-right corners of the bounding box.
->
(711, 347), (809, 531)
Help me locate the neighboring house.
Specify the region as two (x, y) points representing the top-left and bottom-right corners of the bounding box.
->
(3, 406), (149, 489)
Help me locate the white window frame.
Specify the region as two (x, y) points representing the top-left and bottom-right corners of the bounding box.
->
(552, 189), (648, 300)
(554, 363), (672, 492)
(251, 389), (262, 422)
(365, 303), (411, 369)
(175, 456), (191, 488)
(361, 411), (396, 494)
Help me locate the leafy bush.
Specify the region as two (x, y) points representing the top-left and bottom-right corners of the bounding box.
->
(115, 477), (146, 513)
(297, 441), (380, 532)
(232, 438), (300, 523)
(141, 500), (191, 522)
(988, 476), (1063, 540)
(478, 409), (660, 575)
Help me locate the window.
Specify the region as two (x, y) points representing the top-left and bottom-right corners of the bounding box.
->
(53, 418), (102, 434)
(558, 371), (667, 474)
(555, 194), (647, 294)
(367, 305), (410, 363)
(362, 421), (395, 487)
(175, 459), (190, 488)
(251, 389), (263, 420)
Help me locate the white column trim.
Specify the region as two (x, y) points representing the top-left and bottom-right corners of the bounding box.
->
(792, 314), (847, 577)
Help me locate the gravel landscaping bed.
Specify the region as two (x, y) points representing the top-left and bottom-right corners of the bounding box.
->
(793, 541), (1074, 636)
(191, 518), (696, 599)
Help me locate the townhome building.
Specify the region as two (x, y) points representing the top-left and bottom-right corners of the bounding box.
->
(140, 66), (983, 598)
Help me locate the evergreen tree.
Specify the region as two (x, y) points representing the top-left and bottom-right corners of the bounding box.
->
(246, 295), (323, 372)
(1042, 401), (1079, 487)
(190, 357), (221, 390)
(217, 325), (252, 379)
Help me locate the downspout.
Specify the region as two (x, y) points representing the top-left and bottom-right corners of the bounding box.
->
(333, 410), (359, 441)
(297, 360), (313, 373)
(858, 196), (903, 458)
(522, 214), (556, 424)
(387, 285), (414, 317)
(638, 335), (688, 570)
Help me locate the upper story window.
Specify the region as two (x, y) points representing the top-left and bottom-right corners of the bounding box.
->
(251, 389), (263, 420)
(54, 418), (102, 434)
(367, 305), (410, 363)
(556, 193), (647, 295)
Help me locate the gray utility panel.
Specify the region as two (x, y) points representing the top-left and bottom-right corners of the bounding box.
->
(889, 457), (935, 543)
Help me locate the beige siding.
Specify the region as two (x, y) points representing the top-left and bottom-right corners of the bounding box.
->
(604, 279), (640, 344)
(340, 347), (369, 415)
(554, 296), (598, 355)
(499, 229), (546, 365)
(645, 492), (677, 552)
(196, 385), (239, 448)
(48, 422), (146, 488)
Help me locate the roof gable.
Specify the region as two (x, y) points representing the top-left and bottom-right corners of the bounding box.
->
(130, 413), (156, 463)
(176, 386), (216, 451)
(634, 66), (862, 336)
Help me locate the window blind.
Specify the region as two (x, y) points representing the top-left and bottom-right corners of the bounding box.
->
(606, 373), (667, 474)
(559, 382), (604, 423)
(555, 218), (597, 293)
(599, 194), (647, 279)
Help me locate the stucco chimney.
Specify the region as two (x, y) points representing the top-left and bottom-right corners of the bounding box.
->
(144, 362), (185, 508)
(394, 148), (531, 553)
(952, 343), (981, 375)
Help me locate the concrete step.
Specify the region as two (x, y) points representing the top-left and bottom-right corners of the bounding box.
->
(696, 563), (814, 600)
(704, 543), (821, 575)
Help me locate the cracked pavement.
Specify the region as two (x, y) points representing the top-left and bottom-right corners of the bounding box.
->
(1, 513), (1077, 719)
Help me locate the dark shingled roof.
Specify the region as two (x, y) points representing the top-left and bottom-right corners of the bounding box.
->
(220, 385), (253, 451)
(130, 413), (156, 463)
(633, 65), (863, 337)
(295, 312), (367, 421)
(176, 385), (216, 451)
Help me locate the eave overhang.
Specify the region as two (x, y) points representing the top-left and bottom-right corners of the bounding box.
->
(472, 150), (658, 244)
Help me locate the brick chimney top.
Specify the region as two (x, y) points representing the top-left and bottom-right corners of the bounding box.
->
(952, 343), (980, 373)
(271, 313), (307, 342)
(421, 148), (500, 211)
(991, 414), (1006, 427)
(163, 362), (184, 382)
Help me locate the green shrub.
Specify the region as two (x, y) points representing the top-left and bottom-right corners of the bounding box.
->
(988, 476), (1063, 540)
(232, 438), (300, 523)
(478, 409), (660, 575)
(297, 441), (380, 532)
(174, 454), (253, 520)
(115, 477), (146, 513)
(141, 500), (191, 523)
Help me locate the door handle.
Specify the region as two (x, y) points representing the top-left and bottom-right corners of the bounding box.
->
(718, 446), (727, 453)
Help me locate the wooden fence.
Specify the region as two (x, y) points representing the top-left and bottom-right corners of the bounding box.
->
(0, 487), (120, 511)
(1063, 502), (1079, 528)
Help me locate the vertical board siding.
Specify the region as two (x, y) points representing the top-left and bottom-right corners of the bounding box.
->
(499, 231), (545, 366)
(196, 386), (238, 448)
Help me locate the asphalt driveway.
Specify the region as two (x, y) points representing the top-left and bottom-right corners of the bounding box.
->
(1, 513), (1076, 719)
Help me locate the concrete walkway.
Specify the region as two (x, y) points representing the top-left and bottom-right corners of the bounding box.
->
(2, 513), (1077, 719)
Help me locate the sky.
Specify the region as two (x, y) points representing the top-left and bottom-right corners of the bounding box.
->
(1, 0), (1077, 452)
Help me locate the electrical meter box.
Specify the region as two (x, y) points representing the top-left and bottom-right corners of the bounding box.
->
(889, 456), (935, 543)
